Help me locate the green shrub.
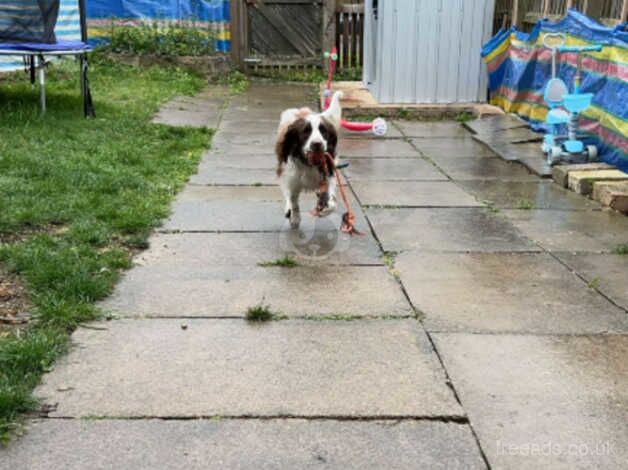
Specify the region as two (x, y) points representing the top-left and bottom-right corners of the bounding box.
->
(109, 23), (216, 56)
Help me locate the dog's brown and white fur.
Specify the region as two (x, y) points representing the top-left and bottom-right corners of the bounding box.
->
(275, 91), (342, 228)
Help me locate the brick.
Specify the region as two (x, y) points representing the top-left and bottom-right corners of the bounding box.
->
(567, 169), (628, 195)
(593, 181), (628, 214)
(551, 162), (612, 187)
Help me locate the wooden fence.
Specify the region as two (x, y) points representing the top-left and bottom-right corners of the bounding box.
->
(230, 0), (363, 74)
(335, 3), (364, 69)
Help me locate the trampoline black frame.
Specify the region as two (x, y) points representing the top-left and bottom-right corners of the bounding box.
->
(0, 0), (95, 117)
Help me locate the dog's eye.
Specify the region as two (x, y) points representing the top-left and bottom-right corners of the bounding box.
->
(319, 124), (328, 137)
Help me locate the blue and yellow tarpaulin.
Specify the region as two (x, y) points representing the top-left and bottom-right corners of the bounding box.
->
(483, 10), (628, 171)
(87, 0), (231, 53)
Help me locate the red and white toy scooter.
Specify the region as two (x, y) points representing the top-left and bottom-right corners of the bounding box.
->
(322, 47), (387, 137)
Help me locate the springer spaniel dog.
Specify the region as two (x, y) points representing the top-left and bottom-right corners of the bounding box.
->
(275, 91), (343, 229)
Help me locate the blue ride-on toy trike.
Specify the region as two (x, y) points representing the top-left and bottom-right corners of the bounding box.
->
(541, 33), (603, 166)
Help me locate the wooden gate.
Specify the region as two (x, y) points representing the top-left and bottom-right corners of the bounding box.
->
(231, 0), (334, 71)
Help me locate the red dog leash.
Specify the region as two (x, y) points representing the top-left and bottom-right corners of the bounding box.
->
(307, 151), (363, 236)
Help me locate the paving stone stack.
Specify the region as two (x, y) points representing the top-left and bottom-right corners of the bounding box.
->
(553, 163), (628, 215)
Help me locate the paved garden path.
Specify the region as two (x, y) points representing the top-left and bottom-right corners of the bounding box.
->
(3, 83), (628, 469)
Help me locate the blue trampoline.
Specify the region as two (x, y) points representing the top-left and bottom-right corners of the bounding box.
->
(0, 0), (94, 116)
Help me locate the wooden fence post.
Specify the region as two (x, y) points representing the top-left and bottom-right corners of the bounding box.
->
(322, 0), (336, 71)
(512, 0), (519, 27)
(622, 0), (628, 23)
(230, 0), (248, 71)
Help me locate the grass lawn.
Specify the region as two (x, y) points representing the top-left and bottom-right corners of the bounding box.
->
(0, 55), (213, 442)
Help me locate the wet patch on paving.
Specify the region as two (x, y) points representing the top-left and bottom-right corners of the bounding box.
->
(366, 208), (538, 252)
(397, 251), (628, 334)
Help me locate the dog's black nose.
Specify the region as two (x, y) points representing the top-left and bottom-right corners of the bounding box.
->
(310, 142), (324, 153)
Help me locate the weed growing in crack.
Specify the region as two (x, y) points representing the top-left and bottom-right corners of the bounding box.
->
(257, 256), (299, 268)
(454, 112), (474, 123)
(483, 200), (500, 213)
(587, 277), (601, 289)
(516, 199), (535, 210)
(613, 244), (628, 255)
(246, 303), (278, 322)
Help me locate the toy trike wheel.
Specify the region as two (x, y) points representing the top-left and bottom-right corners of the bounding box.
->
(547, 146), (562, 166)
(586, 145), (598, 161)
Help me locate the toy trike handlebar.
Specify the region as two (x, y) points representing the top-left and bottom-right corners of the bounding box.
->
(543, 33), (566, 49)
(558, 45), (602, 53)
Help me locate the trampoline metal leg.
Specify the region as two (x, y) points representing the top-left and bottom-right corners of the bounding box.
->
(29, 55), (36, 84)
(38, 55), (46, 115)
(80, 54), (95, 118)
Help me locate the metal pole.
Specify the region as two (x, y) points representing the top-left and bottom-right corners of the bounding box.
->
(566, 0), (573, 13)
(38, 55), (46, 115)
(622, 0), (628, 23)
(78, 0), (88, 43)
(543, 0), (550, 17)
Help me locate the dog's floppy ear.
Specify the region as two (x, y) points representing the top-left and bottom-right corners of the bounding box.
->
(322, 91), (343, 130)
(321, 117), (338, 156)
(276, 119), (304, 175)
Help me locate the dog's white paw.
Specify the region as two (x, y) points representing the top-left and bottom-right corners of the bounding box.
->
(289, 210), (301, 229)
(318, 195), (337, 217)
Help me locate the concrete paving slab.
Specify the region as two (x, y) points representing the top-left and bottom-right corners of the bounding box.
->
(476, 140), (543, 163)
(153, 107), (222, 129)
(35, 319), (462, 418)
(211, 141), (273, 157)
(477, 126), (542, 144)
(555, 252), (628, 310)
(175, 185), (283, 202)
(152, 88), (228, 128)
(220, 117), (280, 133)
(339, 139), (420, 158)
(352, 181), (482, 207)
(191, 167), (278, 185)
(397, 252), (628, 334)
(221, 109), (286, 123)
(1, 419), (486, 470)
(394, 121), (470, 138)
(220, 119), (279, 133)
(102, 264), (409, 318)
(197, 153), (275, 169)
(503, 209), (628, 252)
(130, 231), (383, 268)
(342, 158), (447, 181)
(517, 155), (553, 178)
(458, 180), (601, 210)
(213, 131), (277, 147)
(163, 186), (282, 231)
(433, 333), (628, 470)
(366, 208), (538, 252)
(163, 186), (368, 232)
(464, 114), (529, 134)
(412, 138), (496, 158)
(434, 156), (537, 181)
